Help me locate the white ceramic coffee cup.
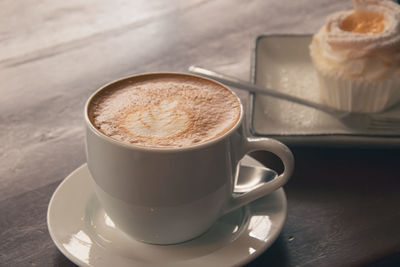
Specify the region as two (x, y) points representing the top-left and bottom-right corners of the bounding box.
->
(85, 73), (294, 245)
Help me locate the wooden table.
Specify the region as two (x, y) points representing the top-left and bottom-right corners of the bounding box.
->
(1, 0), (399, 266)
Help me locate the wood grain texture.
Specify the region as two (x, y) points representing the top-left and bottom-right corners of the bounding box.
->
(1, 0), (399, 266)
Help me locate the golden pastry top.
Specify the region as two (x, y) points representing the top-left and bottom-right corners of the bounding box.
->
(319, 0), (400, 55)
(340, 11), (385, 34)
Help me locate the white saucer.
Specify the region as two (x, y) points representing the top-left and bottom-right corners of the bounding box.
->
(47, 156), (287, 267)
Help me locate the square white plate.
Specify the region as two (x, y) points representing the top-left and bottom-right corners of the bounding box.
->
(249, 35), (400, 147)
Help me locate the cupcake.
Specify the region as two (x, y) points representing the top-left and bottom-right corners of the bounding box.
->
(309, 0), (400, 113)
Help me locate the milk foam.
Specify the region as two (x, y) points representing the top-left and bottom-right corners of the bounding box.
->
(90, 75), (241, 148)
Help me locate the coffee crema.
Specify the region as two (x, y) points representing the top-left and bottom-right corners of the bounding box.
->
(89, 74), (241, 148)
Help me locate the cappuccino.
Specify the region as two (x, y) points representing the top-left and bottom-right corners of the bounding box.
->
(89, 74), (241, 148)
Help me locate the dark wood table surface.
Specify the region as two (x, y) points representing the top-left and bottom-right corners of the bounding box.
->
(1, 0), (399, 266)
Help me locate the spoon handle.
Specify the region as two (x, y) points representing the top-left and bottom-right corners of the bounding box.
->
(189, 66), (345, 117)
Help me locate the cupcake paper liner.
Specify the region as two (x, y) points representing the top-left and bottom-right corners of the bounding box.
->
(316, 70), (400, 113)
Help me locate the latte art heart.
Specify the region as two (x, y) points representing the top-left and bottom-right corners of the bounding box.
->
(122, 100), (190, 138)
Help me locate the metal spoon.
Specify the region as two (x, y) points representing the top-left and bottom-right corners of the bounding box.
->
(189, 66), (348, 116)
(189, 66), (400, 131)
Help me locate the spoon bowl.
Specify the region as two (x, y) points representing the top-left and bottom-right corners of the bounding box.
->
(236, 165), (278, 194)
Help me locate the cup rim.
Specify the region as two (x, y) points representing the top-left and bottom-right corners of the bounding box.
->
(84, 72), (244, 152)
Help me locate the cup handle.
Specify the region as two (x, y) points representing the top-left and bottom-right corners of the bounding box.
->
(223, 137), (294, 214)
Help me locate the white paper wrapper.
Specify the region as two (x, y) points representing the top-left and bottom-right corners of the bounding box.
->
(316, 70), (400, 113)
